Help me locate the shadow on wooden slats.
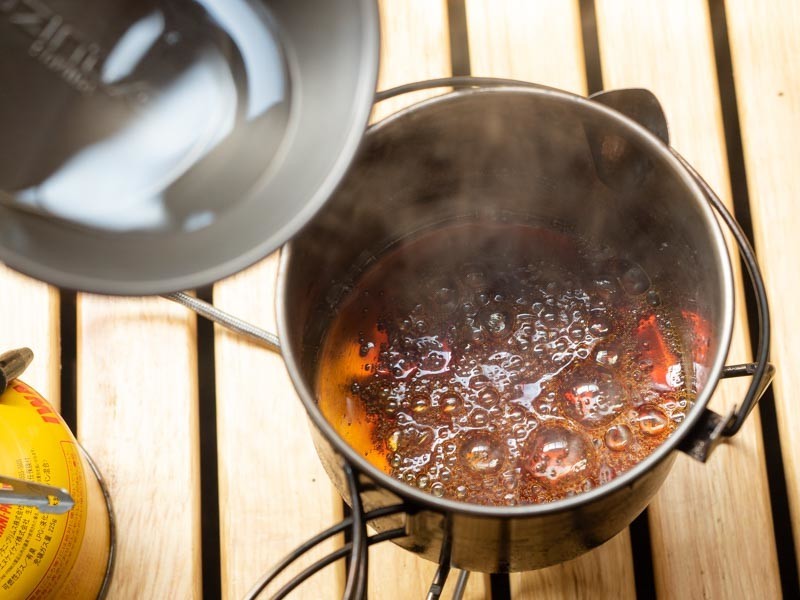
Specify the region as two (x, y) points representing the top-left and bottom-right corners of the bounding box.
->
(76, 295), (201, 598)
(465, 0), (637, 596)
(0, 266), (60, 406)
(593, 0), (781, 597)
(725, 0), (800, 579)
(213, 254), (343, 599)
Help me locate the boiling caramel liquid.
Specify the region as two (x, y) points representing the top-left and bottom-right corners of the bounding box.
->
(316, 221), (696, 506)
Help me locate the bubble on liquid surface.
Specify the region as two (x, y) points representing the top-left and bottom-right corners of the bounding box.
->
(636, 405), (669, 436)
(412, 395), (430, 413)
(427, 277), (460, 314)
(459, 435), (505, 474)
(477, 387), (500, 408)
(604, 424), (633, 451)
(469, 409), (489, 427)
(526, 426), (593, 485)
(618, 263), (651, 296)
(595, 344), (621, 367)
(589, 313), (611, 336)
(592, 277), (619, 302)
(480, 309), (512, 338)
(598, 462), (616, 485)
(441, 392), (464, 413)
(562, 368), (627, 428)
(462, 267), (488, 291)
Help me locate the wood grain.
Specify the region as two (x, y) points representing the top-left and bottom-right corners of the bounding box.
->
(466, 0), (587, 94)
(214, 255), (343, 599)
(594, 0), (781, 597)
(512, 530), (634, 599)
(371, 0), (452, 123)
(0, 266), (60, 407)
(724, 0), (800, 574)
(76, 295), (201, 599)
(465, 1), (636, 597)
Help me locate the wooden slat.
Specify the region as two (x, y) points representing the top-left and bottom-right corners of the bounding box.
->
(513, 531), (634, 598)
(0, 267), (60, 406)
(465, 1), (637, 596)
(466, 0), (587, 94)
(214, 256), (343, 600)
(593, 1), (781, 597)
(367, 2), (486, 598)
(725, 0), (800, 573)
(371, 0), (452, 122)
(76, 295), (201, 598)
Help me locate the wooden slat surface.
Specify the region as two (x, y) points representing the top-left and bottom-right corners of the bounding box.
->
(594, 0), (781, 597)
(214, 254), (343, 599)
(466, 0), (587, 94)
(371, 0), (452, 123)
(725, 0), (800, 574)
(76, 295), (201, 598)
(0, 267), (60, 406)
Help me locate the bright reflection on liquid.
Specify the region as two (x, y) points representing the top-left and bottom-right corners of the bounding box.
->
(10, 1), (291, 232)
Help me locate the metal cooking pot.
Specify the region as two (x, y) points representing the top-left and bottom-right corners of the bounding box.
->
(0, 0), (378, 294)
(263, 79), (774, 574)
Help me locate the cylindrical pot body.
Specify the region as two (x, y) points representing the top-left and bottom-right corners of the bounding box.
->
(277, 86), (733, 572)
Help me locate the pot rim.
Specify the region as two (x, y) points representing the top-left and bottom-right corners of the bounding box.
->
(277, 83), (735, 518)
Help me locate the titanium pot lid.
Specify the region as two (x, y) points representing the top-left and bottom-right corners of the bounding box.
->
(0, 0), (379, 294)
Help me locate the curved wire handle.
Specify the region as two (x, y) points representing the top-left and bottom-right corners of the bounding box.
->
(669, 151), (775, 436)
(163, 292), (281, 352)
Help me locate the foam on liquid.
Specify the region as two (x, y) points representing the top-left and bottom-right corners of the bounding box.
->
(316, 221), (702, 506)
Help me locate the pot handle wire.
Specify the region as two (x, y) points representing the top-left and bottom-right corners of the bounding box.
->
(374, 76), (568, 103)
(162, 292), (281, 353)
(671, 150), (775, 437)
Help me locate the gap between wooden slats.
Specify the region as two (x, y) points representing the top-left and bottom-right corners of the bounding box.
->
(464, 1), (638, 597)
(593, 0), (781, 597)
(724, 0), (800, 581)
(76, 295), (202, 598)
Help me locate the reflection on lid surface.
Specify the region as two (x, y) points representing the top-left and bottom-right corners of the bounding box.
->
(0, 0), (291, 233)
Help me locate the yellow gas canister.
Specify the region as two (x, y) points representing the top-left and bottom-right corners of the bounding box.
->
(0, 349), (113, 599)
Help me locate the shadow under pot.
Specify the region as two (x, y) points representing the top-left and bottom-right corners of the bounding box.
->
(276, 80), (772, 573)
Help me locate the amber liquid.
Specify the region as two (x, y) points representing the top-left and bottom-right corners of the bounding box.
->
(316, 221), (700, 506)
